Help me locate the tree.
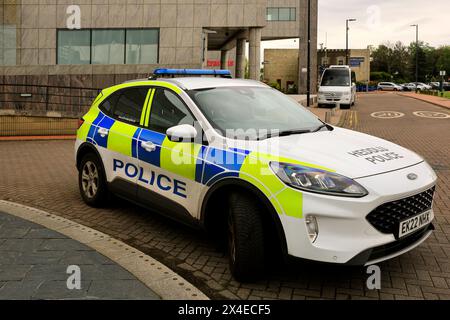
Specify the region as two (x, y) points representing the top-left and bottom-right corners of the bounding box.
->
(408, 41), (433, 82)
(371, 43), (393, 74)
(435, 46), (450, 80)
(371, 42), (449, 83)
(371, 42), (409, 82)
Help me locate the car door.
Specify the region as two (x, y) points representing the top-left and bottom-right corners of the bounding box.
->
(98, 86), (152, 200)
(136, 87), (205, 222)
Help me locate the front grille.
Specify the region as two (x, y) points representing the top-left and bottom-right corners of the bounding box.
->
(324, 92), (343, 100)
(366, 186), (435, 235)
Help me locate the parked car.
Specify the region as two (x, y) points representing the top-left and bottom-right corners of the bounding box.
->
(377, 82), (403, 91)
(400, 83), (413, 91)
(429, 82), (440, 90)
(75, 68), (437, 281)
(404, 83), (425, 91)
(414, 82), (432, 90)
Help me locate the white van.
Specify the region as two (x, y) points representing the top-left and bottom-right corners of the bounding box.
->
(318, 65), (356, 109)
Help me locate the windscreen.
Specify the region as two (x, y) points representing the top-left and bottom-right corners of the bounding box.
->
(188, 86), (323, 140)
(320, 69), (351, 87)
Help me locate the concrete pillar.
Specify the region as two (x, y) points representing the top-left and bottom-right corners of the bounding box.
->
(235, 38), (246, 79)
(248, 27), (262, 81)
(298, 0), (318, 94)
(220, 50), (228, 70)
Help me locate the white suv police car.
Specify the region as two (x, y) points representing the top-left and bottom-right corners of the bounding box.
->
(75, 69), (437, 281)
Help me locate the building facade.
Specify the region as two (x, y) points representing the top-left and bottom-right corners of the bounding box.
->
(264, 48), (299, 92)
(264, 48), (371, 92)
(317, 48), (371, 83)
(1, 1), (317, 96)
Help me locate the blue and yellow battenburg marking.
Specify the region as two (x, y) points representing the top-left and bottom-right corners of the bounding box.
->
(77, 82), (334, 219)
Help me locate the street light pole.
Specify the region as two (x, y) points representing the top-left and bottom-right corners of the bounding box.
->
(307, 0), (311, 107)
(346, 19), (356, 65)
(411, 24), (419, 84)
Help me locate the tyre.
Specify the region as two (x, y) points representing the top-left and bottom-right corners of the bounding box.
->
(227, 193), (265, 282)
(340, 104), (351, 110)
(78, 153), (108, 207)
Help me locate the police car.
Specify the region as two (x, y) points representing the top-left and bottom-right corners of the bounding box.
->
(75, 69), (437, 281)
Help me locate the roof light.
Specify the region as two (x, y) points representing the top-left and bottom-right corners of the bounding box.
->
(150, 68), (232, 79)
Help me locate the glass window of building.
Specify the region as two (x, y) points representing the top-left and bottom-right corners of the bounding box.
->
(125, 29), (159, 64)
(92, 30), (125, 64)
(266, 8), (296, 21)
(1, 25), (17, 65)
(266, 8), (279, 21)
(278, 8), (290, 21)
(57, 29), (159, 65)
(290, 8), (297, 21)
(57, 30), (90, 65)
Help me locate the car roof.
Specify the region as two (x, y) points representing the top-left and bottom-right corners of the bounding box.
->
(124, 77), (268, 91)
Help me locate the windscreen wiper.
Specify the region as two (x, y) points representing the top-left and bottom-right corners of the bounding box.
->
(312, 121), (334, 133)
(257, 129), (312, 141)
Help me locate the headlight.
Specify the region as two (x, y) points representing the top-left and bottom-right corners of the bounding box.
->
(270, 162), (368, 198)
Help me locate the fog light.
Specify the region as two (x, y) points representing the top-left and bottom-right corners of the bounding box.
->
(305, 215), (319, 243)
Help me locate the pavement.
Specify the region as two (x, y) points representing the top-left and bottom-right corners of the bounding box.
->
(0, 210), (160, 300)
(0, 92), (449, 300)
(398, 92), (450, 110)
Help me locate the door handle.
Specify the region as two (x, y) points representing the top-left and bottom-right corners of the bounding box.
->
(141, 141), (157, 152)
(98, 127), (109, 138)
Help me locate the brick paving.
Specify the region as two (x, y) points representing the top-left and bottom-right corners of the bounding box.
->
(0, 92), (449, 300)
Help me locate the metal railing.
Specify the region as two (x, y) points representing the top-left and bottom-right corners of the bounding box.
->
(0, 83), (101, 136)
(0, 83), (101, 117)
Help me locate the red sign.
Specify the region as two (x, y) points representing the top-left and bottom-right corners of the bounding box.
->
(207, 60), (234, 67)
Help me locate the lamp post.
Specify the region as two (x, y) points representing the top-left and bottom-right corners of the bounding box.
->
(411, 24), (419, 84)
(346, 19), (356, 65)
(306, 0), (311, 107)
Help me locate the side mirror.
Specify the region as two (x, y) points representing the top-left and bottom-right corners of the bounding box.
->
(166, 124), (197, 143)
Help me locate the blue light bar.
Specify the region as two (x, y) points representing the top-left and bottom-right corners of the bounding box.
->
(151, 68), (232, 78)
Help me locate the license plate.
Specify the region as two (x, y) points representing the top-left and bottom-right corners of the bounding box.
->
(398, 210), (433, 238)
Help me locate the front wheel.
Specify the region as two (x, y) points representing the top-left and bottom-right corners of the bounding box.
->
(79, 153), (108, 207)
(228, 193), (265, 282)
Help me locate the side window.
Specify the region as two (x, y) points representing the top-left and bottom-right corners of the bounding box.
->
(99, 92), (119, 115)
(148, 88), (195, 134)
(112, 87), (149, 125)
(351, 71), (356, 84)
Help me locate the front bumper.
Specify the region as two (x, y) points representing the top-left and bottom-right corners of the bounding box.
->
(318, 95), (351, 105)
(280, 161), (437, 265)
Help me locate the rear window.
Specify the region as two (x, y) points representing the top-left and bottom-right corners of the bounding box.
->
(320, 69), (350, 87)
(112, 87), (149, 125)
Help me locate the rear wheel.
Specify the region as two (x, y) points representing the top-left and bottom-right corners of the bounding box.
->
(227, 193), (265, 282)
(79, 153), (108, 207)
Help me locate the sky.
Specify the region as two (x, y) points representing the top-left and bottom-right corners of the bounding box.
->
(263, 0), (449, 51)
